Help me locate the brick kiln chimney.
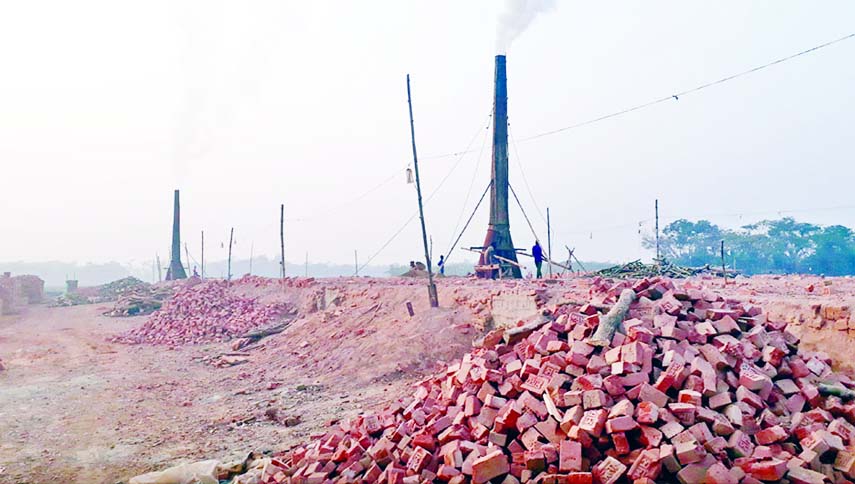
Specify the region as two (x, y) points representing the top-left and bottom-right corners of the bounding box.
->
(478, 55), (522, 278)
(166, 189), (187, 280)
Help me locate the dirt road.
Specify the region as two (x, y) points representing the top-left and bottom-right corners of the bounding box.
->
(0, 303), (418, 483)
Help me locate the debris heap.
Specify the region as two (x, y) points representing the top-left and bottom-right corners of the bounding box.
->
(596, 260), (734, 279)
(53, 276), (152, 307)
(242, 277), (855, 484)
(112, 279), (288, 345)
(104, 284), (175, 317)
(95, 276), (150, 301)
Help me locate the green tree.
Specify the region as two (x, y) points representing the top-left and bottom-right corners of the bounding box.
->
(643, 217), (855, 276)
(643, 219), (722, 267)
(806, 225), (855, 275)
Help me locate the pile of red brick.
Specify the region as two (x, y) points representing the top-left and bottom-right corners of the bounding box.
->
(248, 277), (855, 484)
(112, 279), (288, 345)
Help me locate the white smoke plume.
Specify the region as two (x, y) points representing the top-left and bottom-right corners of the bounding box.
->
(495, 0), (557, 53)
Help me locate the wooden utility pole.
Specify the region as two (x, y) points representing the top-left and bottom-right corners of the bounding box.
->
(227, 228), (234, 281)
(201, 230), (205, 279)
(406, 74), (439, 307)
(354, 250), (359, 276)
(280, 204), (286, 279)
(566, 247), (573, 274)
(721, 240), (727, 286)
(547, 207), (553, 277)
(656, 198), (659, 264)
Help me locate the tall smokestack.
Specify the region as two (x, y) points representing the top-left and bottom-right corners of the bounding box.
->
(166, 189), (187, 280)
(478, 55), (522, 278)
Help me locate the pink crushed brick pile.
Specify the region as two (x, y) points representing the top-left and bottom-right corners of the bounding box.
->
(241, 277), (855, 484)
(112, 278), (288, 345)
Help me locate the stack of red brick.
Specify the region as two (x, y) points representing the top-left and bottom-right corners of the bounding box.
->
(111, 279), (289, 345)
(244, 277), (855, 484)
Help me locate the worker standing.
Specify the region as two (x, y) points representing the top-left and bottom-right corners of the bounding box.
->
(532, 241), (544, 279)
(438, 255), (445, 276)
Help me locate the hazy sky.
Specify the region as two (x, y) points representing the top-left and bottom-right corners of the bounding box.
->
(2, 1), (854, 272)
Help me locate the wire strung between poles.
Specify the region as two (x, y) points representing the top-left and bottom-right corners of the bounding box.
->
(444, 181), (492, 265)
(357, 114), (492, 273)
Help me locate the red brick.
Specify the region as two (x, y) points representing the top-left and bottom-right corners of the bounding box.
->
(605, 415), (638, 434)
(755, 425), (787, 445)
(627, 449), (661, 481)
(704, 462), (737, 484)
(635, 401), (659, 424)
(565, 472), (593, 484)
(558, 440), (582, 472)
(592, 456), (627, 484)
(786, 466), (827, 484)
(746, 459), (787, 481)
(638, 383), (669, 408)
(472, 450), (509, 484)
(612, 431), (630, 455)
(675, 440), (705, 465)
(578, 409), (607, 437)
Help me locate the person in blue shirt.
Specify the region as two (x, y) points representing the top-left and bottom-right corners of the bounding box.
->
(532, 241), (544, 278)
(437, 255), (445, 276)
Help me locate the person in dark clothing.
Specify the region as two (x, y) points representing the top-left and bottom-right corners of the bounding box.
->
(532, 241), (544, 278)
(438, 255), (445, 276)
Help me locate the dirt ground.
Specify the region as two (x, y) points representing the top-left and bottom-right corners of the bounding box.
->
(2, 274), (855, 483)
(0, 304), (397, 483)
(0, 276), (559, 483)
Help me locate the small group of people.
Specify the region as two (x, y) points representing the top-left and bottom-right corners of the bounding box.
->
(409, 241), (542, 279)
(481, 240), (545, 279)
(409, 258), (446, 276)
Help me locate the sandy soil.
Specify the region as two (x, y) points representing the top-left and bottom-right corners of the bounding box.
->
(0, 304), (388, 483)
(2, 274), (855, 483)
(0, 276), (557, 483)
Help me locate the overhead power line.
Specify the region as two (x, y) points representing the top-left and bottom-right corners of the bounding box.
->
(418, 32), (855, 162)
(519, 32), (855, 142)
(291, 32), (855, 227)
(357, 115), (492, 272)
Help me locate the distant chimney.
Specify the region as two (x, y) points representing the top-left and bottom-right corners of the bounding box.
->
(166, 189), (187, 280)
(478, 55), (522, 278)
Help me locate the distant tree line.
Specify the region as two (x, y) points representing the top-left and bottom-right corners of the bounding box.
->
(643, 217), (855, 276)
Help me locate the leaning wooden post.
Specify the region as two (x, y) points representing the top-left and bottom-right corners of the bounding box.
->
(547, 207), (553, 277)
(655, 198), (662, 265)
(406, 74), (439, 308)
(201, 230), (205, 279)
(227, 227), (234, 281)
(589, 289), (636, 346)
(721, 240), (727, 287)
(280, 204), (286, 280)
